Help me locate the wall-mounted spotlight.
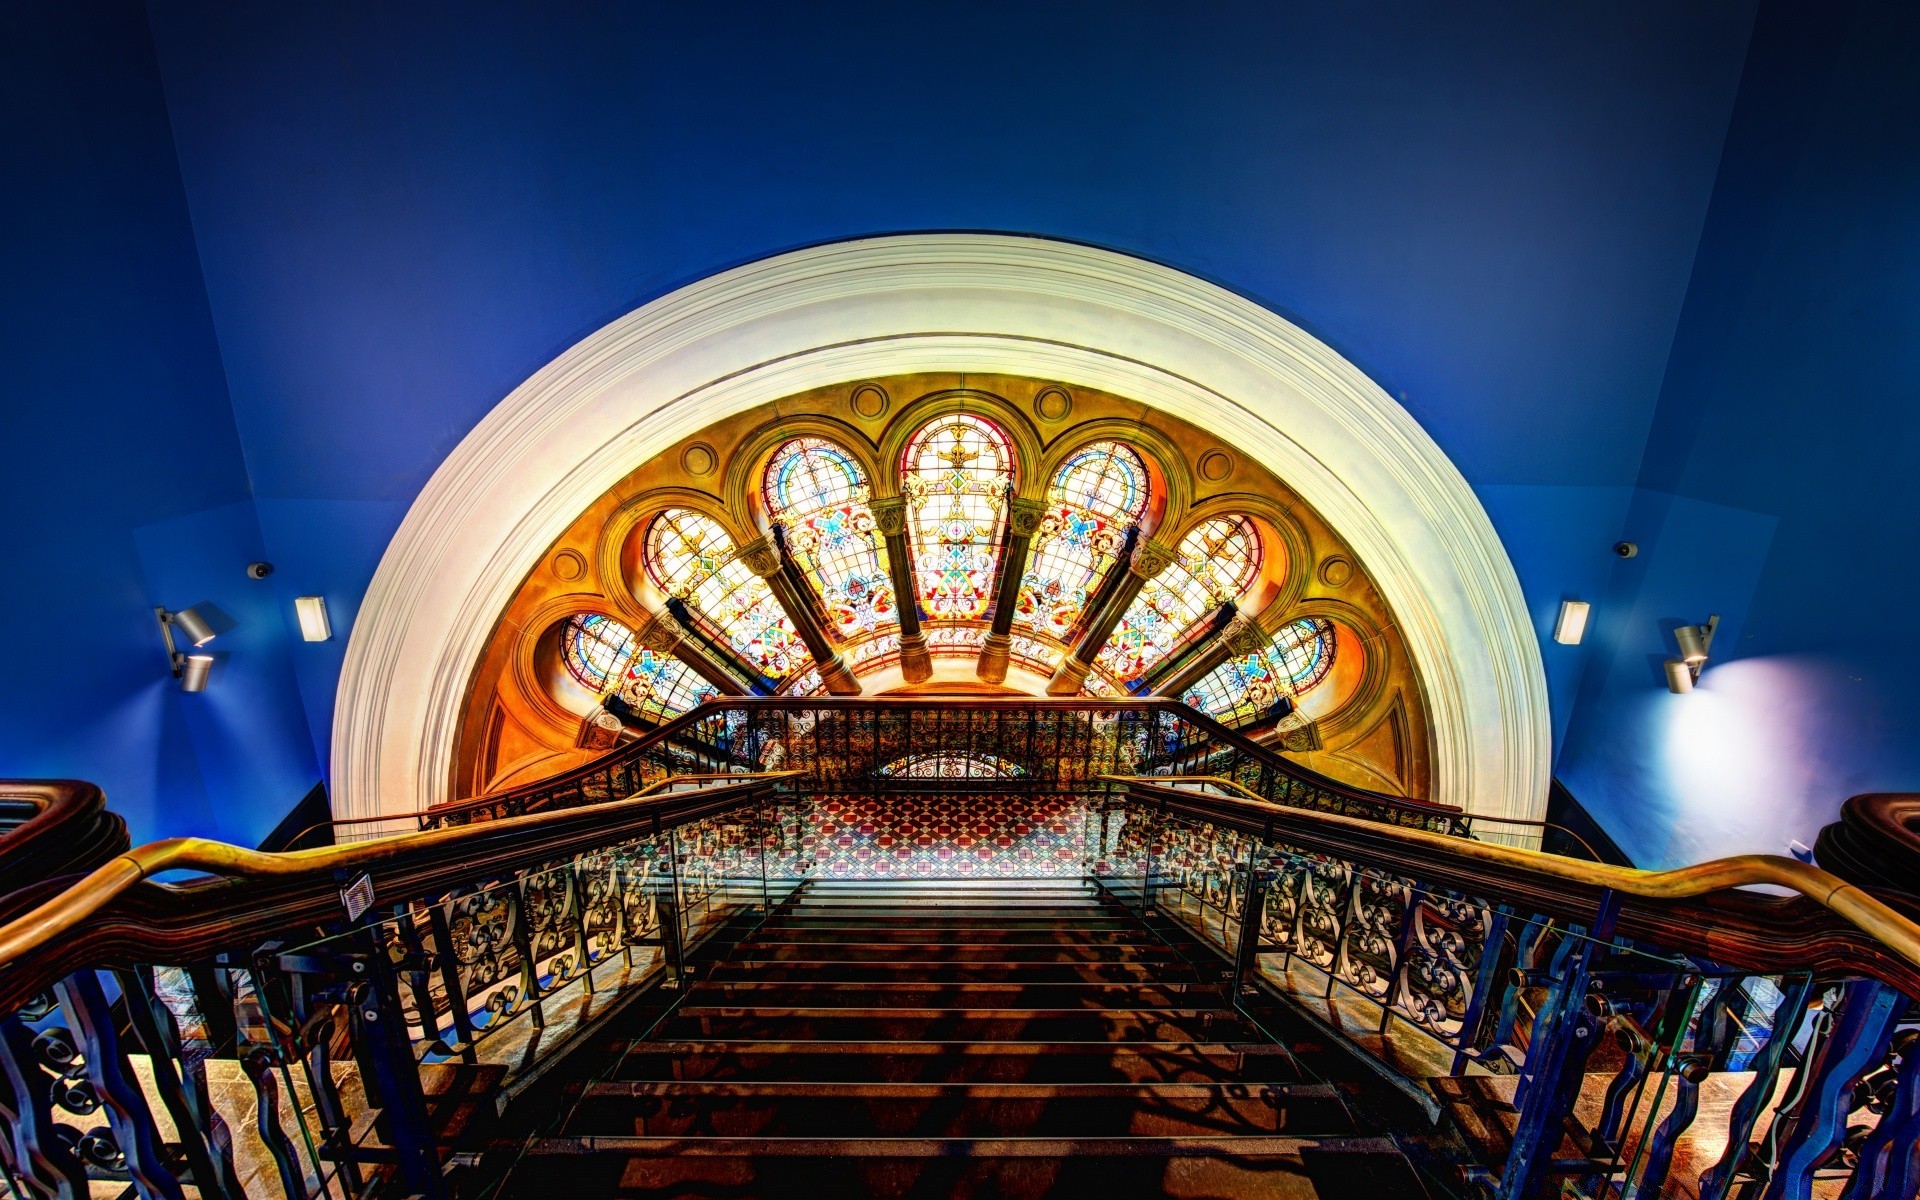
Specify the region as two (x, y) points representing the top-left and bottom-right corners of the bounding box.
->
(155, 606), (218, 692)
(1553, 600), (1590, 645)
(1664, 613), (1720, 694)
(294, 595), (332, 642)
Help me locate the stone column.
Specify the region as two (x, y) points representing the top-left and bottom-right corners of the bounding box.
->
(976, 496), (1048, 683)
(635, 610), (750, 697)
(1046, 537), (1178, 695)
(740, 535), (862, 695)
(1152, 610), (1267, 701)
(868, 496), (932, 683)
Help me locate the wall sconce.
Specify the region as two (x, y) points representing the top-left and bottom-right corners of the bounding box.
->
(155, 606), (218, 692)
(294, 596), (332, 642)
(1553, 600), (1590, 645)
(1664, 613), (1720, 694)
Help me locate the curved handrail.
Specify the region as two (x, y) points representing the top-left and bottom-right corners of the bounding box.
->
(446, 697), (1459, 827)
(0, 779), (130, 906)
(1107, 774), (1920, 982)
(1814, 792), (1920, 896)
(0, 772), (794, 978)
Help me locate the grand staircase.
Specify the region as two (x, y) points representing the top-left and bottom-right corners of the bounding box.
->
(493, 878), (1432, 1199)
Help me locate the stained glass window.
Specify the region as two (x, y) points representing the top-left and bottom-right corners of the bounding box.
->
(644, 508), (810, 681)
(561, 613), (635, 692)
(612, 646), (716, 724)
(1014, 441), (1149, 639)
(876, 752), (1026, 779)
(901, 415), (1014, 621)
(1093, 516), (1261, 684)
(762, 438), (896, 641)
(1181, 617), (1338, 727)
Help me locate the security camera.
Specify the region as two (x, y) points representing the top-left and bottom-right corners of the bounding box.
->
(1613, 541), (1638, 559)
(246, 561), (275, 580)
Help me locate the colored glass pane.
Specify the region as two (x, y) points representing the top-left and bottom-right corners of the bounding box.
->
(901, 415), (1014, 621)
(561, 613), (635, 692)
(1093, 516), (1261, 683)
(644, 508), (810, 680)
(1181, 617), (1337, 726)
(763, 438), (897, 640)
(613, 646), (716, 723)
(1014, 441), (1149, 638)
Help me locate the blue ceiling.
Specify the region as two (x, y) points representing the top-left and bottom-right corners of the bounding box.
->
(3, 0), (1914, 865)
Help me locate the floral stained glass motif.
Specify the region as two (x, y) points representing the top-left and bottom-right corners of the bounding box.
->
(614, 646), (717, 724)
(561, 613), (636, 692)
(645, 508), (810, 681)
(1094, 516), (1261, 684)
(763, 438), (897, 640)
(1181, 617), (1337, 727)
(1014, 441), (1150, 639)
(901, 416), (1014, 621)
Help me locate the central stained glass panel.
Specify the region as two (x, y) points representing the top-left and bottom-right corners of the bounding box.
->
(901, 415), (1014, 621)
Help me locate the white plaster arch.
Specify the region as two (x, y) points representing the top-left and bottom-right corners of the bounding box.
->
(333, 234), (1550, 829)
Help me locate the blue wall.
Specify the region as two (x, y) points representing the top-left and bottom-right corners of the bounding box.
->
(1556, 0), (1920, 867)
(136, 0), (1755, 804)
(0, 3), (320, 846)
(27, 1), (1912, 863)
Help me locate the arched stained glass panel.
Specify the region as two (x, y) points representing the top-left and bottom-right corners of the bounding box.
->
(644, 508), (810, 681)
(901, 416), (1014, 621)
(1014, 441), (1149, 639)
(613, 646), (716, 724)
(1181, 617), (1337, 727)
(1094, 516), (1262, 684)
(561, 613), (635, 692)
(763, 438), (897, 640)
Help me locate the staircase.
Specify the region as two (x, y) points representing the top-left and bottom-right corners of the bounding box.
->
(495, 878), (1432, 1199)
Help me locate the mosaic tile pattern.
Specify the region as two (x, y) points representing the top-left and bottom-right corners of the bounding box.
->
(789, 793), (1094, 878)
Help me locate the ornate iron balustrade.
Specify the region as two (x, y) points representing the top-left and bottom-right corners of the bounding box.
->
(1096, 775), (1920, 1200)
(429, 697), (1463, 834)
(0, 773), (797, 1200)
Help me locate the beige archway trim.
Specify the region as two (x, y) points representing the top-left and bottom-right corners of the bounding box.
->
(333, 234), (1549, 824)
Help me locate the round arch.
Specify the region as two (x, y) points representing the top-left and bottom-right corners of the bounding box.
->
(334, 234), (1549, 828)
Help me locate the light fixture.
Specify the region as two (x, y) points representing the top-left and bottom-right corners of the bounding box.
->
(1664, 614), (1720, 694)
(178, 655), (214, 693)
(155, 607), (219, 691)
(294, 595), (332, 642)
(1553, 600), (1590, 645)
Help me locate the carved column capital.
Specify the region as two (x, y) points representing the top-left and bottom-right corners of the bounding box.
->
(636, 613), (683, 652)
(1008, 496), (1048, 537)
(1128, 538), (1178, 580)
(1222, 613), (1269, 659)
(737, 536), (781, 578)
(869, 495), (909, 538)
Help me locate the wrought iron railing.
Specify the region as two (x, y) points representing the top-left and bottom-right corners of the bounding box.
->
(427, 697), (1464, 833)
(0, 772), (798, 1200)
(1094, 775), (1920, 1200)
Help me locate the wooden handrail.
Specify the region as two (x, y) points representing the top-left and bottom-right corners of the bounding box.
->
(1107, 774), (1920, 991)
(0, 779), (131, 910)
(0, 772), (793, 1005)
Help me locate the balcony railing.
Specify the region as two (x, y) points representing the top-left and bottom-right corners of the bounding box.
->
(1095, 774), (1920, 1200)
(0, 702), (1914, 1200)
